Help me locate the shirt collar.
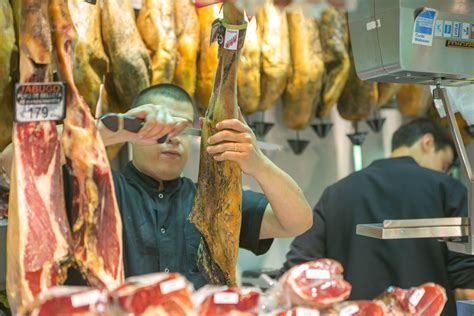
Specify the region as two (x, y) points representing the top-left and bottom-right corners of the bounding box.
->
(369, 156), (419, 168)
(123, 162), (182, 196)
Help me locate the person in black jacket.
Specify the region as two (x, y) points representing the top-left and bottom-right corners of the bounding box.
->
(280, 118), (474, 315)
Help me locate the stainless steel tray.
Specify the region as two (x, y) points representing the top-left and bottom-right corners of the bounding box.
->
(356, 217), (469, 239)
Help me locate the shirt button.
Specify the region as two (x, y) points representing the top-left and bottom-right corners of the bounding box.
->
(164, 268), (169, 273)
(158, 193), (164, 199)
(160, 228), (166, 234)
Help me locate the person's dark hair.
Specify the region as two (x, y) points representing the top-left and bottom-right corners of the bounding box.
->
(132, 83), (194, 109)
(391, 118), (454, 153)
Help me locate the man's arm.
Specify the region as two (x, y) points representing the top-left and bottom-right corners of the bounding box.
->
(206, 115), (312, 239)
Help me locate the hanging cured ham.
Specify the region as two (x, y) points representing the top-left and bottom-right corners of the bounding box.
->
(196, 4), (220, 114)
(137, 0), (177, 85)
(316, 7), (350, 118)
(190, 3), (246, 286)
(337, 47), (378, 121)
(0, 0), (16, 151)
(257, 1), (290, 111)
(102, 0), (151, 109)
(237, 18), (261, 115)
(377, 83), (400, 108)
(397, 84), (433, 117)
(50, 0), (124, 289)
(173, 0), (199, 97)
(7, 0), (72, 313)
(68, 0), (109, 116)
(283, 9), (324, 130)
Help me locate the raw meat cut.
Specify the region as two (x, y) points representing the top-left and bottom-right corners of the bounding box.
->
(275, 307), (321, 316)
(50, 0), (124, 289)
(102, 0), (151, 109)
(110, 273), (193, 316)
(68, 0), (109, 116)
(280, 259), (351, 309)
(190, 3), (246, 286)
(376, 283), (447, 316)
(397, 84), (433, 117)
(197, 287), (261, 316)
(237, 17), (261, 115)
(377, 83), (400, 108)
(25, 287), (108, 316)
(196, 4), (220, 114)
(0, 0), (17, 151)
(338, 46), (378, 121)
(316, 7), (350, 118)
(6, 0), (72, 313)
(173, 0), (199, 97)
(137, 0), (177, 85)
(257, 1), (290, 111)
(325, 300), (387, 316)
(283, 9), (324, 130)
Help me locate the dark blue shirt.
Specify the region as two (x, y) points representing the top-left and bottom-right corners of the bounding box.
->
(65, 162), (272, 289)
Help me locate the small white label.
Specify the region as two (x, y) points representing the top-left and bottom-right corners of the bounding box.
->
(434, 19), (443, 37)
(412, 8), (437, 46)
(409, 288), (426, 307)
(305, 269), (331, 280)
(130, 0), (142, 10)
(295, 307), (320, 316)
(71, 290), (101, 308)
(443, 20), (453, 37)
(160, 278), (186, 295)
(366, 20), (377, 31)
(462, 22), (471, 40)
(15, 82), (66, 123)
(340, 305), (360, 316)
(453, 22), (462, 38)
(224, 28), (239, 50)
(213, 292), (239, 304)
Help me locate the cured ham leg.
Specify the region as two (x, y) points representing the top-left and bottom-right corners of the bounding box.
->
(7, 0), (72, 313)
(49, 0), (123, 289)
(190, 2), (246, 286)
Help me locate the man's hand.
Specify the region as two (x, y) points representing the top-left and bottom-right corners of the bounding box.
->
(206, 112), (269, 177)
(100, 104), (191, 146)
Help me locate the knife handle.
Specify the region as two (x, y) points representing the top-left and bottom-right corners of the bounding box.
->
(101, 114), (168, 144)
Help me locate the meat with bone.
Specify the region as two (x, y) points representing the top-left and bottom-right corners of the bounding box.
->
(196, 4), (220, 114)
(376, 283), (447, 316)
(280, 259), (352, 309)
(6, 0), (72, 313)
(324, 300), (387, 316)
(25, 287), (108, 316)
(257, 0), (290, 111)
(0, 0), (17, 151)
(50, 0), (124, 289)
(137, 0), (177, 85)
(316, 7), (350, 118)
(173, 0), (200, 97)
(283, 9), (324, 130)
(101, 0), (151, 109)
(196, 287), (261, 316)
(110, 273), (193, 316)
(190, 3), (246, 286)
(68, 0), (109, 116)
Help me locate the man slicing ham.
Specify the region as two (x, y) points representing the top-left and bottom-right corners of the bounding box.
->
(1, 83), (312, 289)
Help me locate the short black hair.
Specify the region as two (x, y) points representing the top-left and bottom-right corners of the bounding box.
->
(132, 83), (194, 108)
(391, 118), (454, 153)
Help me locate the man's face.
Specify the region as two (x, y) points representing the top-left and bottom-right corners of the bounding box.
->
(132, 96), (194, 181)
(424, 146), (454, 173)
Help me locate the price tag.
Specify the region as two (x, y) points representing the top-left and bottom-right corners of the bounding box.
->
(15, 82), (66, 123)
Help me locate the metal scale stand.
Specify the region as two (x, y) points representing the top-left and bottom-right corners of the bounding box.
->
(357, 80), (474, 255)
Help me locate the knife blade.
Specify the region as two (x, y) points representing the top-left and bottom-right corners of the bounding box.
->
(100, 113), (282, 151)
